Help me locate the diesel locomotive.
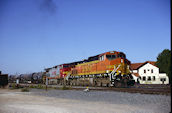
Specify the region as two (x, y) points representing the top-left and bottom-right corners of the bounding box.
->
(67, 51), (135, 87)
(46, 51), (135, 87)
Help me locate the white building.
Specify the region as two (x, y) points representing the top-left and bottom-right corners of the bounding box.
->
(130, 61), (169, 84)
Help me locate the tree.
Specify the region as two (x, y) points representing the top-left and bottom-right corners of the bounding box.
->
(155, 49), (171, 83)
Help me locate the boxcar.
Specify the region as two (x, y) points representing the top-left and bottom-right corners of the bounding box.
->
(0, 74), (8, 87)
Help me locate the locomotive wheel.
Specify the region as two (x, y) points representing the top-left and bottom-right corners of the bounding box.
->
(106, 83), (109, 87)
(122, 78), (128, 88)
(100, 82), (103, 87)
(114, 81), (122, 88)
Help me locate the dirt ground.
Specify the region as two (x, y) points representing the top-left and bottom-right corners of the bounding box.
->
(0, 88), (171, 113)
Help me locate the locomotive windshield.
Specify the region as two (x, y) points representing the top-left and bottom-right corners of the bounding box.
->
(63, 65), (69, 68)
(118, 53), (126, 59)
(106, 53), (126, 60)
(106, 55), (116, 60)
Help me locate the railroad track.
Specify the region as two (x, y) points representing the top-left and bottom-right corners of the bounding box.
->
(12, 83), (171, 95)
(71, 86), (170, 95)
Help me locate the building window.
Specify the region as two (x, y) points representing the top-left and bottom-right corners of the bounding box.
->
(144, 70), (146, 73)
(151, 69), (153, 73)
(160, 78), (166, 84)
(153, 76), (156, 81)
(139, 76), (141, 79)
(143, 76), (146, 81)
(148, 76), (151, 81)
(160, 78), (166, 81)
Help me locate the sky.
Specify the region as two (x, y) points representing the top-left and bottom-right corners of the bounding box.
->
(0, 0), (170, 75)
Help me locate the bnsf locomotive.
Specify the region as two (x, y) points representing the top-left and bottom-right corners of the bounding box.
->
(47, 51), (135, 87)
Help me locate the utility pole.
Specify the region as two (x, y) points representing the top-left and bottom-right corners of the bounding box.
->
(46, 77), (48, 91)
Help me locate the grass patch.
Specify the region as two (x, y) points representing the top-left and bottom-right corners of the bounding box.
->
(9, 83), (20, 89)
(29, 85), (37, 88)
(29, 84), (46, 89)
(37, 84), (44, 89)
(21, 87), (29, 92)
(60, 85), (70, 90)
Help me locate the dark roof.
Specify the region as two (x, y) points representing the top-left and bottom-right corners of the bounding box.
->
(130, 61), (156, 70)
(44, 68), (52, 71)
(88, 55), (99, 61)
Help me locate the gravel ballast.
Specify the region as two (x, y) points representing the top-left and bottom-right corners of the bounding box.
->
(0, 88), (171, 113)
(29, 88), (171, 113)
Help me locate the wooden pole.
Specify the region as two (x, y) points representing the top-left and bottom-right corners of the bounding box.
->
(46, 77), (48, 91)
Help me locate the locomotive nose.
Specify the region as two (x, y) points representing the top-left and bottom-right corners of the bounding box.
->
(124, 59), (130, 64)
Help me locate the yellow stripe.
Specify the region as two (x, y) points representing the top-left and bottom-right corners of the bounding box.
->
(76, 60), (99, 67)
(63, 71), (70, 74)
(74, 70), (106, 76)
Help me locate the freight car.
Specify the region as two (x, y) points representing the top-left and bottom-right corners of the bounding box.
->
(17, 72), (44, 84)
(0, 71), (8, 87)
(63, 51), (135, 87)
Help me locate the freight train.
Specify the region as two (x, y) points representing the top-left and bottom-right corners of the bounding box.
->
(46, 51), (135, 87)
(9, 51), (135, 87)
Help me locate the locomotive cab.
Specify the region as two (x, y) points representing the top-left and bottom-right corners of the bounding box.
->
(98, 51), (134, 87)
(105, 52), (126, 61)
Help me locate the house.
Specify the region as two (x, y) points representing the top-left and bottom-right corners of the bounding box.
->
(130, 61), (169, 84)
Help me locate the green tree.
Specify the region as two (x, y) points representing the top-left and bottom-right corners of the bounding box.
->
(155, 49), (171, 83)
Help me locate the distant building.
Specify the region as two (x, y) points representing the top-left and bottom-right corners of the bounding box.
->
(130, 61), (169, 84)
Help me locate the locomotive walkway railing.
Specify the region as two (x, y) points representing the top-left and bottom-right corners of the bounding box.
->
(110, 64), (121, 79)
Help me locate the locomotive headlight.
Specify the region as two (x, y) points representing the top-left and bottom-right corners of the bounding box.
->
(106, 70), (110, 73)
(121, 59), (123, 63)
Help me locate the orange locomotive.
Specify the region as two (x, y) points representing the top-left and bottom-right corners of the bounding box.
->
(68, 51), (135, 87)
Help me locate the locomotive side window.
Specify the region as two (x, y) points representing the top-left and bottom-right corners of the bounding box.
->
(100, 55), (104, 61)
(106, 55), (116, 60)
(63, 65), (69, 68)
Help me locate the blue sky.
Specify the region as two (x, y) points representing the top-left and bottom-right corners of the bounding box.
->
(0, 0), (170, 75)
